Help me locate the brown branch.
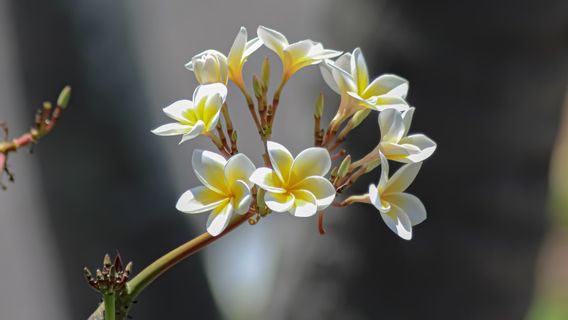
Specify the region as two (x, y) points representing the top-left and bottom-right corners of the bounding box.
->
(0, 86), (70, 190)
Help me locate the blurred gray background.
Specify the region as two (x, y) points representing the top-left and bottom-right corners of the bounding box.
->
(1, 0), (568, 319)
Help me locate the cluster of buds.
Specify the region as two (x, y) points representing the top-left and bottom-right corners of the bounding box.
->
(153, 26), (436, 240)
(0, 86), (71, 190)
(84, 253), (133, 295)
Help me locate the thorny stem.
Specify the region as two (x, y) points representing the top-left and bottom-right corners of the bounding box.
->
(88, 210), (256, 320)
(103, 294), (116, 320)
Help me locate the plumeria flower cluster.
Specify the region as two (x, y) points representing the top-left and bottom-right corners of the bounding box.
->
(153, 26), (436, 240)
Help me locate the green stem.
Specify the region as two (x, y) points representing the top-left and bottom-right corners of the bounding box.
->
(103, 293), (115, 320)
(125, 211), (255, 300)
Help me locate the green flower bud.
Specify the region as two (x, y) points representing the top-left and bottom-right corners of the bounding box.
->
(261, 56), (270, 90)
(337, 155), (351, 178)
(314, 92), (324, 118)
(57, 85), (71, 109)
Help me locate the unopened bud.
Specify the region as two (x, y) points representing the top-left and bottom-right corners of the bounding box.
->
(350, 109), (370, 128)
(103, 254), (112, 268)
(314, 92), (324, 118)
(84, 267), (93, 281)
(330, 166), (338, 180)
(57, 85), (71, 109)
(252, 75), (262, 98)
(261, 56), (270, 90)
(43, 101), (52, 110)
(124, 262), (133, 274)
(337, 155), (351, 178)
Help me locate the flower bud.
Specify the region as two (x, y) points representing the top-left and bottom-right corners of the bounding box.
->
(57, 85), (71, 109)
(261, 56), (270, 89)
(187, 50), (229, 85)
(314, 92), (324, 118)
(349, 109), (370, 128)
(337, 155), (351, 178)
(252, 74), (262, 98)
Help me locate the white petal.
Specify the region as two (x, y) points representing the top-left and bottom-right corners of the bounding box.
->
(309, 49), (342, 60)
(329, 60), (357, 93)
(385, 192), (426, 226)
(380, 141), (421, 163)
(265, 191), (295, 213)
(266, 141), (294, 183)
(192, 149), (228, 194)
(334, 52), (352, 72)
(385, 162), (422, 194)
(285, 40), (314, 61)
(377, 151), (389, 190)
(380, 203), (413, 240)
(185, 60), (194, 71)
(163, 100), (194, 122)
(294, 176), (335, 210)
(320, 61), (340, 94)
(193, 83), (228, 106)
(206, 202), (233, 236)
(230, 180), (252, 214)
(244, 37), (263, 57)
(378, 108), (405, 142)
(257, 25), (288, 57)
(352, 48), (369, 91)
(289, 189), (318, 217)
(151, 123), (191, 136)
(228, 27), (247, 67)
(399, 134), (437, 163)
(289, 147), (331, 184)
(401, 107), (415, 137)
(249, 168), (286, 193)
(369, 183), (390, 213)
(179, 121), (205, 144)
(363, 74), (409, 99)
(225, 153), (256, 188)
(176, 186), (227, 213)
(370, 95), (409, 112)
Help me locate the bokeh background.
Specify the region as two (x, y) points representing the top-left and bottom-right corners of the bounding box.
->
(1, 0), (568, 319)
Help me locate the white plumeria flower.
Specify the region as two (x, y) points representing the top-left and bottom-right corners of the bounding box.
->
(368, 152), (426, 240)
(185, 27), (262, 87)
(152, 83), (227, 144)
(227, 27), (263, 87)
(257, 26), (341, 79)
(321, 48), (409, 126)
(185, 50), (229, 85)
(176, 150), (256, 236)
(250, 141), (336, 217)
(378, 108), (436, 163)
